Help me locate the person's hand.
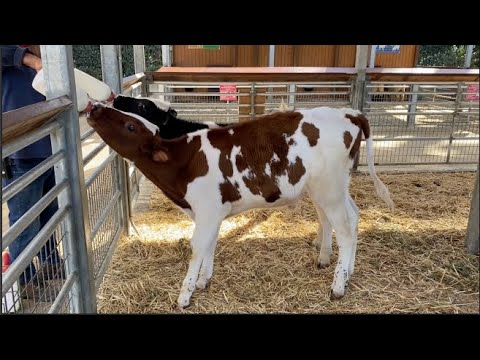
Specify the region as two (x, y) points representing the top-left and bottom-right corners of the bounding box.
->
(33, 57), (42, 72)
(22, 52), (42, 72)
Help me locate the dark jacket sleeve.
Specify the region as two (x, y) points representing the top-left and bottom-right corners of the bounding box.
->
(1, 45), (28, 68)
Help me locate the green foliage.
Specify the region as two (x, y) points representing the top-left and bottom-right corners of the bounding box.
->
(418, 45), (479, 68)
(72, 45), (163, 80)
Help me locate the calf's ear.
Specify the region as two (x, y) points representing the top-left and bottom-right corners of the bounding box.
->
(152, 150), (169, 162)
(141, 137), (169, 162)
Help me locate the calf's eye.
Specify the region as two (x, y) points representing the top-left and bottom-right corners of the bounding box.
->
(127, 124), (135, 132)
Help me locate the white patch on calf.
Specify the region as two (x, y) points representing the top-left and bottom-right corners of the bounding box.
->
(265, 163), (271, 177)
(115, 108), (159, 135)
(228, 129), (234, 135)
(205, 122), (221, 129)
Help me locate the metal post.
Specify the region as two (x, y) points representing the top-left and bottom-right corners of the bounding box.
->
(288, 84), (296, 110)
(162, 45), (171, 67)
(369, 45), (376, 68)
(267, 46), (275, 107)
(465, 165), (479, 254)
(352, 45), (368, 170)
(100, 45), (132, 236)
(100, 45), (123, 94)
(354, 45), (368, 108)
(250, 83), (256, 118)
(446, 83), (463, 164)
(40, 45), (96, 313)
(268, 45), (275, 67)
(133, 45), (146, 74)
(407, 84), (419, 129)
(464, 45), (474, 68)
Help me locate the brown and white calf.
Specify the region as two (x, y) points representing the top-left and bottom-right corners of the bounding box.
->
(87, 103), (393, 308)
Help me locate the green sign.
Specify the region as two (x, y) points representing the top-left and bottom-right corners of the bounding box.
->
(188, 45), (221, 50)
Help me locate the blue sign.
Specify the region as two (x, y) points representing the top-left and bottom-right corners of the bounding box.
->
(375, 45), (400, 54)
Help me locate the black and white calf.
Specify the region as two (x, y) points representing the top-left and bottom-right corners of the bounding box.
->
(112, 95), (229, 140)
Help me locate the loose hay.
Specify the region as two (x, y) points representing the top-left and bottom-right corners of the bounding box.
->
(97, 172), (479, 314)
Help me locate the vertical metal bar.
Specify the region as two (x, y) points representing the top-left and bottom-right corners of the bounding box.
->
(100, 45), (132, 236)
(465, 165), (479, 254)
(250, 83), (256, 118)
(407, 84), (419, 129)
(267, 46), (275, 106)
(369, 45), (376, 68)
(446, 83), (463, 163)
(162, 45), (171, 67)
(352, 45), (368, 170)
(133, 45), (146, 74)
(40, 45), (96, 313)
(268, 45), (275, 67)
(288, 84), (296, 110)
(464, 45), (474, 68)
(100, 45), (123, 94)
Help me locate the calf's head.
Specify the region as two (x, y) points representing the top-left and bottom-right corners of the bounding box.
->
(87, 104), (169, 163)
(113, 95), (178, 128)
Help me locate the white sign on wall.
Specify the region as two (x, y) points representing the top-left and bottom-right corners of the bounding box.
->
(376, 45), (401, 54)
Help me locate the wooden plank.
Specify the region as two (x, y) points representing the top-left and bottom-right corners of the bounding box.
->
(367, 67), (479, 81)
(2, 96), (72, 144)
(148, 67), (358, 82)
(122, 72), (145, 90)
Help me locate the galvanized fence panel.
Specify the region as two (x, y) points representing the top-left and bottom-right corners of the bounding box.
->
(2, 116), (73, 314)
(359, 82), (479, 166)
(83, 149), (123, 290)
(148, 81), (354, 121)
(148, 79), (477, 168)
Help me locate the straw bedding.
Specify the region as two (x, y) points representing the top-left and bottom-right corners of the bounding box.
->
(97, 172), (479, 313)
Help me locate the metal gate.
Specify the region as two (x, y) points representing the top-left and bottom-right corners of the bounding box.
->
(1, 45), (139, 314)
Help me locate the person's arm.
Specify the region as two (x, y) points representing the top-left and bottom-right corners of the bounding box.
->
(1, 45), (42, 71)
(22, 52), (42, 72)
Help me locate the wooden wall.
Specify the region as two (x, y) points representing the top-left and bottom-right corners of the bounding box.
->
(172, 45), (418, 68)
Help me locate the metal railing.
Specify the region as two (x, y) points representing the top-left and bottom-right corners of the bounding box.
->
(147, 78), (479, 168)
(361, 82), (479, 165)
(2, 98), (79, 314)
(1, 45), (140, 314)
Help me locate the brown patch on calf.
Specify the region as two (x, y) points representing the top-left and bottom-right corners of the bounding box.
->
(235, 154), (247, 173)
(288, 138), (296, 146)
(151, 136), (209, 209)
(345, 113), (371, 159)
(219, 151), (233, 177)
(88, 106), (212, 210)
(287, 157), (306, 185)
(220, 181), (241, 203)
(207, 111), (304, 203)
(301, 122), (320, 146)
(343, 131), (353, 149)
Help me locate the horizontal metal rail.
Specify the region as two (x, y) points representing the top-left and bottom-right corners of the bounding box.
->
(85, 151), (118, 188)
(2, 151), (64, 204)
(2, 179), (68, 252)
(90, 190), (121, 240)
(2, 206), (70, 296)
(48, 271), (78, 314)
(2, 120), (63, 159)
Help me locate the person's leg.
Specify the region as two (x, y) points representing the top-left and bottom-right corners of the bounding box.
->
(4, 159), (44, 285)
(38, 167), (60, 263)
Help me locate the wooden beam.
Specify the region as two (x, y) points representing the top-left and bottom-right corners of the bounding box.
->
(148, 66), (358, 82)
(366, 67), (479, 82)
(2, 96), (72, 144)
(122, 72), (146, 90)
